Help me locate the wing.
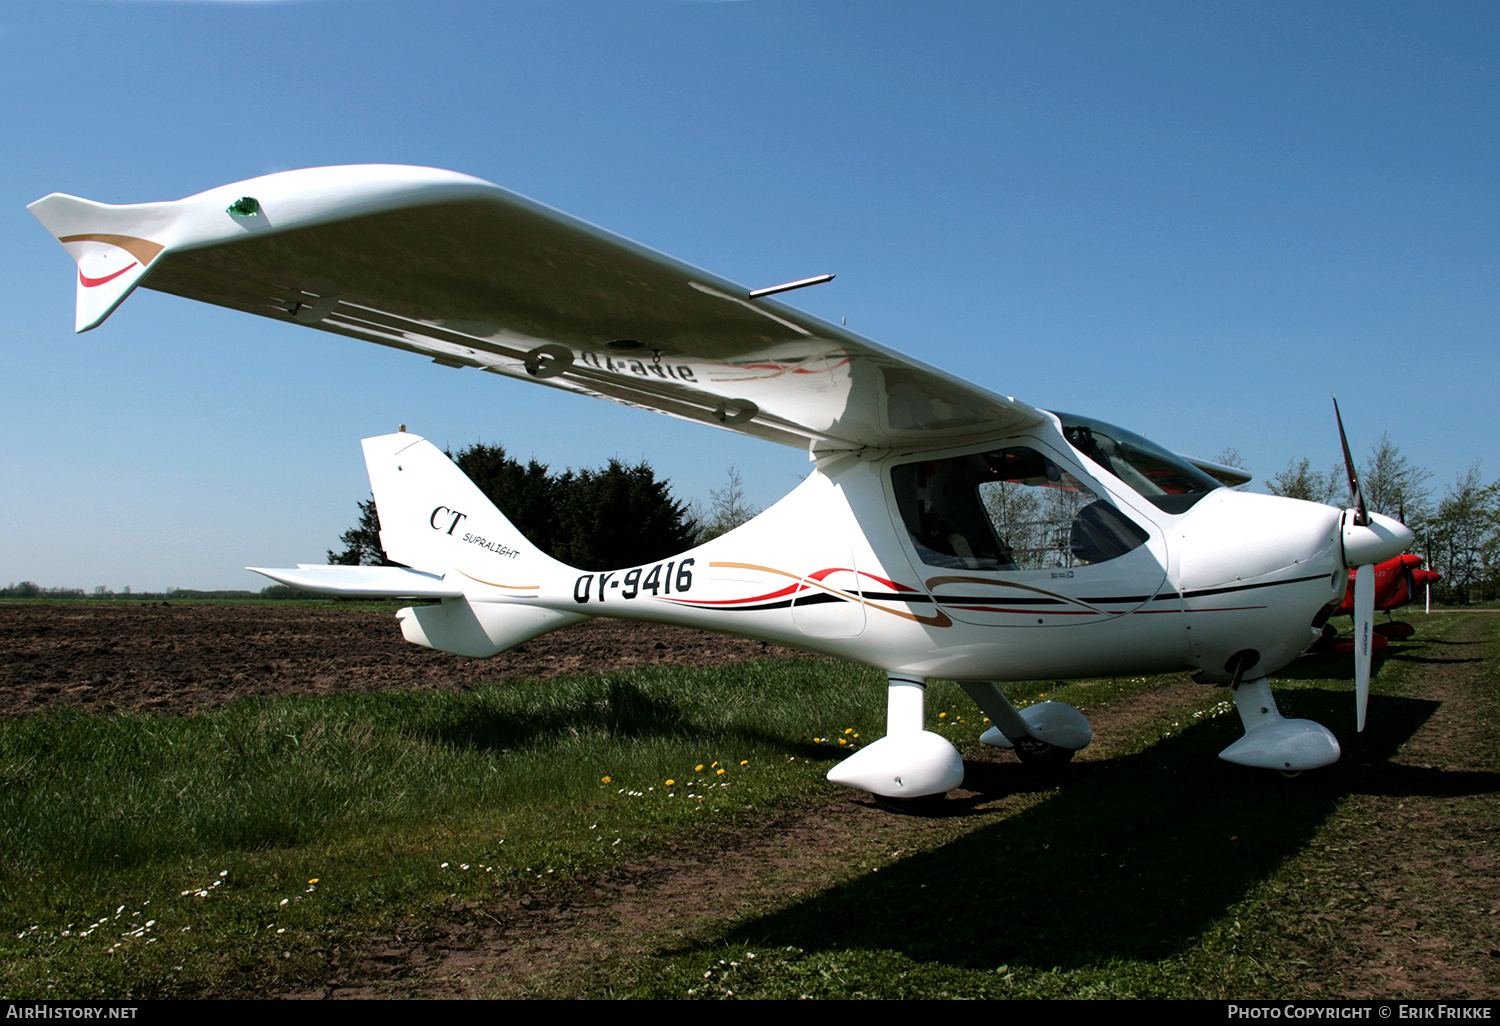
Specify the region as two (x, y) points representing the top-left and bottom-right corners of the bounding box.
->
(30, 165), (1044, 454)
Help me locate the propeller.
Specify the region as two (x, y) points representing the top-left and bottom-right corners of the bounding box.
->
(1352, 561), (1373, 731)
(1333, 396), (1413, 732)
(1334, 396), (1369, 529)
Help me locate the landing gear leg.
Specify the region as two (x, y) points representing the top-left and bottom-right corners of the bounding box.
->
(825, 674), (964, 799)
(961, 681), (1091, 766)
(1218, 677), (1341, 772)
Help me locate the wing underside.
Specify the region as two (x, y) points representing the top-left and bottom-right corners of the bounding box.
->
(30, 165), (1044, 453)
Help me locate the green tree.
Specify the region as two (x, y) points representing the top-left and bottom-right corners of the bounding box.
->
(1360, 433), (1432, 529)
(1267, 457), (1339, 504)
(556, 458), (698, 570)
(330, 443), (698, 572)
(328, 498), (390, 565)
(450, 442), (563, 554)
(696, 465), (760, 543)
(1428, 463), (1499, 605)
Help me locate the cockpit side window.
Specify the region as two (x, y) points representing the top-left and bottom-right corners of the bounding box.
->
(892, 446), (1149, 571)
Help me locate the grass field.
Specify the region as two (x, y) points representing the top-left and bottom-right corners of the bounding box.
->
(1, 613), (1495, 999)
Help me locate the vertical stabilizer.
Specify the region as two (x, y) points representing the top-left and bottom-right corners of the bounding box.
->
(359, 431), (589, 657)
(361, 432), (574, 588)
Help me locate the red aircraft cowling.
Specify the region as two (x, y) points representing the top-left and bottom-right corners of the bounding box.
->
(1327, 553), (1440, 653)
(1331, 553), (1436, 616)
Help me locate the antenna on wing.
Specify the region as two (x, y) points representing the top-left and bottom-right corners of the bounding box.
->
(748, 273), (835, 299)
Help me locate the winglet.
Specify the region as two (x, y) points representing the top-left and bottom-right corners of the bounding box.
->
(28, 193), (168, 332)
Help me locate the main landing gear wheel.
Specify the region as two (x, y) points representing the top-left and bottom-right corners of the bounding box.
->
(873, 792), (949, 815)
(825, 676), (965, 808)
(966, 684), (1093, 769)
(1013, 735), (1076, 768)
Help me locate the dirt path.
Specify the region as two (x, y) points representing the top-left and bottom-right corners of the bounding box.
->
(1291, 614), (1500, 999)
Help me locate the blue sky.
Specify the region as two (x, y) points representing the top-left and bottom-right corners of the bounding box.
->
(3, 0), (1497, 591)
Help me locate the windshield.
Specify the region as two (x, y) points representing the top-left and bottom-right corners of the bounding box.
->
(1049, 411), (1223, 514)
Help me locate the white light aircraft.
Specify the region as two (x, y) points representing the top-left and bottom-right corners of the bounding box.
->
(30, 166), (1413, 803)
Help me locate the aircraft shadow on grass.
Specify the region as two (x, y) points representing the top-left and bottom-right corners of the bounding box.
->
(1283, 643), (1490, 683)
(689, 686), (1499, 972)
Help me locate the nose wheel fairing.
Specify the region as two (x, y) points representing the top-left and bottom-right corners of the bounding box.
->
(1218, 677), (1341, 772)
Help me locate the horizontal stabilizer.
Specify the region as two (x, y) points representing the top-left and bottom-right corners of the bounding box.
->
(248, 564), (463, 598)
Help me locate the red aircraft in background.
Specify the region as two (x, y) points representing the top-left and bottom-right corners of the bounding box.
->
(1325, 553), (1441, 651)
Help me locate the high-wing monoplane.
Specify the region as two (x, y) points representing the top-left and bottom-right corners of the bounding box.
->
(31, 166), (1415, 801)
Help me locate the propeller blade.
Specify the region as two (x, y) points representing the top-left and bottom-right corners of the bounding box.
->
(1354, 562), (1374, 732)
(1333, 396), (1370, 527)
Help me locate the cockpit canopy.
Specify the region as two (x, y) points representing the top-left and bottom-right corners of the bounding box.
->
(889, 413), (1226, 574)
(1050, 411), (1225, 514)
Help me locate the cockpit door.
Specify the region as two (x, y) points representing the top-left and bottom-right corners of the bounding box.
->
(885, 438), (1170, 628)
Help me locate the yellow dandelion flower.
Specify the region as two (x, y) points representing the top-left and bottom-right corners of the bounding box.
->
(695, 765), (705, 772)
(666, 779), (675, 786)
(740, 760), (748, 765)
(601, 776), (612, 784)
(844, 728), (854, 735)
(716, 768), (725, 775)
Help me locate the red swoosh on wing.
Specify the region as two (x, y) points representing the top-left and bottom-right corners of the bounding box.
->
(78, 262), (139, 288)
